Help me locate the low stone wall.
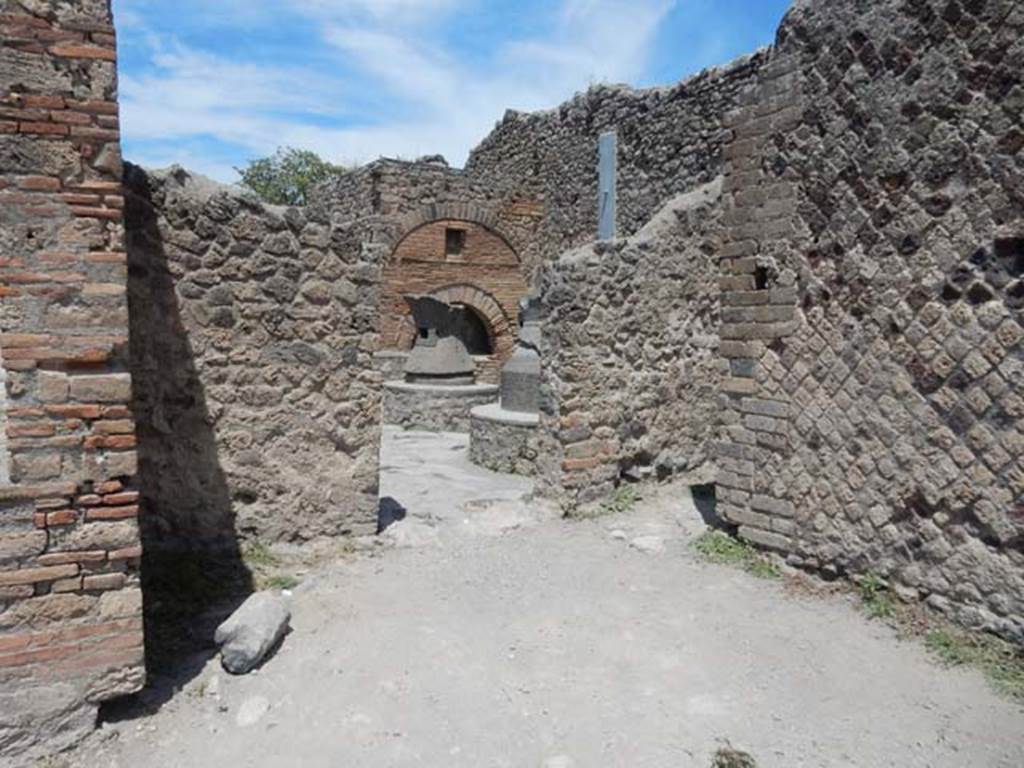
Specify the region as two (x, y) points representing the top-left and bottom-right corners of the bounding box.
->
(537, 181), (724, 508)
(383, 381), (498, 433)
(125, 166), (382, 548)
(469, 404), (540, 476)
(0, 1), (145, 761)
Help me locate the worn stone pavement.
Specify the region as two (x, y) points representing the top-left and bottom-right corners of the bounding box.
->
(64, 428), (1023, 768)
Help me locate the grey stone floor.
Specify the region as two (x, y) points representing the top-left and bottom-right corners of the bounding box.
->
(67, 428), (1024, 768)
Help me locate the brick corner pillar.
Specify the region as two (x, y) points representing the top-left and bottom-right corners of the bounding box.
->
(0, 1), (145, 761)
(715, 49), (805, 555)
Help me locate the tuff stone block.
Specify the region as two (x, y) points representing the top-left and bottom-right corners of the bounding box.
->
(68, 374), (131, 403)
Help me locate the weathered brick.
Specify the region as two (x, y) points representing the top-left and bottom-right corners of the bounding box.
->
(37, 550), (106, 566)
(751, 494), (795, 518)
(46, 509), (77, 526)
(101, 491), (138, 505)
(18, 175), (60, 191)
(18, 122), (68, 135)
(722, 377), (758, 395)
(737, 526), (792, 553)
(91, 420), (133, 435)
(52, 576), (83, 593)
(45, 405), (102, 419)
(85, 504), (138, 521)
(48, 42), (116, 60)
(82, 572), (125, 591)
(0, 563), (78, 586)
(107, 545), (142, 561)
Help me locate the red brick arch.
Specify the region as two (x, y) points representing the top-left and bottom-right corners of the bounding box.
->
(394, 284), (514, 357)
(383, 202), (520, 259)
(379, 213), (529, 384)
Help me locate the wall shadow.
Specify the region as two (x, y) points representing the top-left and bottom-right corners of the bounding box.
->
(691, 484), (734, 532)
(378, 496), (407, 534)
(104, 165), (254, 719)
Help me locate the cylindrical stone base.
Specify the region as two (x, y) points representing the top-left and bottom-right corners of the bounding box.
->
(469, 403), (541, 476)
(382, 381), (499, 432)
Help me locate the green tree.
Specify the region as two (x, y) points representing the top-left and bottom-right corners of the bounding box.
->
(236, 147), (349, 207)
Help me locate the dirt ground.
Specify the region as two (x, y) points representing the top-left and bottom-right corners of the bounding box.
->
(65, 428), (1024, 768)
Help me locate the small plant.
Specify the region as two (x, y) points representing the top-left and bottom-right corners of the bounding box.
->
(693, 530), (780, 579)
(746, 557), (782, 580)
(711, 745), (758, 768)
(925, 628), (1024, 702)
(858, 572), (895, 620)
(568, 484), (640, 520)
(242, 540), (279, 568)
(600, 484), (639, 516)
(262, 574), (300, 591)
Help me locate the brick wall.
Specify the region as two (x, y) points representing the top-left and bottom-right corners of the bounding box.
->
(715, 47), (803, 552)
(314, 160), (544, 383)
(0, 0), (144, 760)
(381, 220), (528, 383)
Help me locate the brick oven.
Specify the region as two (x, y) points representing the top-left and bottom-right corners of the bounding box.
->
(380, 218), (529, 384)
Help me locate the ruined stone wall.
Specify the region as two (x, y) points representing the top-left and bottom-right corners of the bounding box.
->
(0, 0), (145, 760)
(538, 180), (724, 508)
(465, 55), (766, 263)
(716, 0), (1024, 642)
(125, 166), (381, 549)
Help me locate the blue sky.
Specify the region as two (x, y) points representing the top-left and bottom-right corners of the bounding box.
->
(112, 0), (792, 182)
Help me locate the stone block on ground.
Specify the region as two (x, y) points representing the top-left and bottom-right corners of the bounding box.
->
(214, 591), (291, 674)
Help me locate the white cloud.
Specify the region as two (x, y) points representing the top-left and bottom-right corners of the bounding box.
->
(293, 0), (461, 23)
(119, 0), (676, 181)
(322, 27), (459, 106)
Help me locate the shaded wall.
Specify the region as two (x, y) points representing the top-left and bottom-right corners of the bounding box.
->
(716, 0), (1024, 642)
(0, 0), (144, 760)
(125, 166), (381, 548)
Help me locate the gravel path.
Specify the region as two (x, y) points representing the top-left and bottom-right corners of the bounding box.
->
(70, 428), (1024, 768)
